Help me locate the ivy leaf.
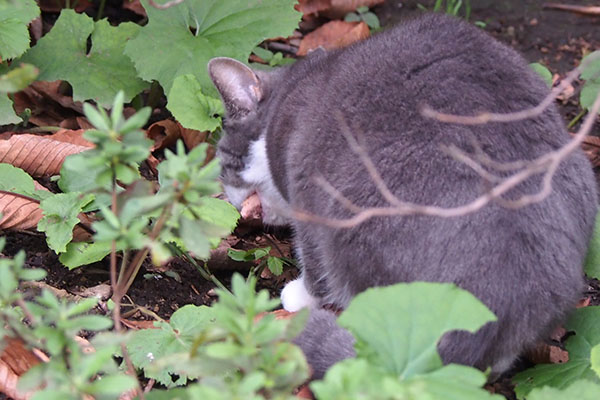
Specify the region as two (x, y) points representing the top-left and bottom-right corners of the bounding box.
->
(267, 256), (284, 275)
(167, 74), (224, 132)
(0, 0), (40, 59)
(38, 193), (95, 253)
(338, 282), (496, 378)
(584, 211), (600, 279)
(19, 9), (148, 107)
(513, 306), (600, 398)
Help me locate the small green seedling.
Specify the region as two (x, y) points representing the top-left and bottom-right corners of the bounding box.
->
(345, 6), (380, 31)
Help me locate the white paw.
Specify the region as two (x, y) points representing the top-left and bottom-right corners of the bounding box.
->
(281, 277), (317, 312)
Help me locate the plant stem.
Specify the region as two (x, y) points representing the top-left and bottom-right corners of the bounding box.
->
(96, 0), (106, 21)
(567, 109), (587, 130)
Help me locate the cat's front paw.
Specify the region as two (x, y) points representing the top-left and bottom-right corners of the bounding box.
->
(281, 277), (318, 312)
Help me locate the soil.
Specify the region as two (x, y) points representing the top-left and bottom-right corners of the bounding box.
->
(2, 1), (600, 399)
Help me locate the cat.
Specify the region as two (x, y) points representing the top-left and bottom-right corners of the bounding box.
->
(208, 13), (598, 379)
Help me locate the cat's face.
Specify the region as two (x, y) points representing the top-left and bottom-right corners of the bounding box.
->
(208, 57), (290, 225)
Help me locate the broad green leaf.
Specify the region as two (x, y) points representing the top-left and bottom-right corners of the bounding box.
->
(194, 197), (239, 234)
(0, 63), (38, 93)
(592, 344), (600, 378)
(530, 63), (552, 88)
(59, 241), (113, 269)
(338, 282), (496, 378)
(125, 0), (300, 126)
(514, 306), (600, 398)
(581, 51), (600, 81)
(527, 379), (600, 400)
(228, 247), (270, 262)
(267, 256), (284, 275)
(0, 93), (20, 124)
(19, 10), (148, 106)
(0, 163), (50, 200)
(585, 211), (600, 279)
(581, 81), (600, 113)
(0, 0), (40, 60)
(85, 374), (137, 395)
(38, 193), (95, 253)
(167, 74), (224, 132)
(127, 305), (216, 387)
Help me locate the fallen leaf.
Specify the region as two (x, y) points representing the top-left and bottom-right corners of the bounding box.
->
(122, 0), (146, 17)
(147, 120), (181, 151)
(49, 129), (94, 148)
(240, 192), (263, 221)
(0, 133), (89, 177)
(0, 191), (44, 231)
(296, 0), (332, 16)
(526, 341), (570, 365)
(121, 319), (159, 330)
(297, 21), (369, 56)
(0, 337), (42, 400)
(181, 127), (210, 151)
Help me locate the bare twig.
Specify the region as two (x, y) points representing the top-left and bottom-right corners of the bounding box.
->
(420, 53), (599, 125)
(543, 3), (600, 16)
(147, 0), (185, 9)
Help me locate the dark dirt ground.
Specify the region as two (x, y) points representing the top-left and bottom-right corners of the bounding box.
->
(2, 1), (600, 399)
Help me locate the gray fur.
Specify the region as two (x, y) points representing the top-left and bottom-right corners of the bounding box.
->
(210, 14), (597, 378)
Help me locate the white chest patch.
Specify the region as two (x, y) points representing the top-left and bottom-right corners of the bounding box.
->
(241, 137), (290, 225)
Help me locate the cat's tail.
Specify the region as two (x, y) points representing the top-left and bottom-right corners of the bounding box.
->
(293, 308), (356, 379)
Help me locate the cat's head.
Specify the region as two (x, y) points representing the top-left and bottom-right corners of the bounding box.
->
(208, 57), (288, 225)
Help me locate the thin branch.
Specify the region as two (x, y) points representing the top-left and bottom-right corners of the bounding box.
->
(420, 53), (599, 125)
(147, 0), (185, 9)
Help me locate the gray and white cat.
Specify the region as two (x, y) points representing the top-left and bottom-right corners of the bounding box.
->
(208, 13), (597, 379)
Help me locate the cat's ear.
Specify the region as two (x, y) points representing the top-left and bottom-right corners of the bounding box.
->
(208, 57), (262, 117)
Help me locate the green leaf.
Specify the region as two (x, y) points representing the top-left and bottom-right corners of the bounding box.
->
(530, 63), (553, 88)
(361, 12), (380, 30)
(167, 74), (224, 132)
(527, 380), (600, 400)
(0, 0), (40, 60)
(338, 282), (496, 377)
(0, 93), (20, 124)
(344, 13), (361, 23)
(127, 305), (216, 387)
(267, 256), (283, 275)
(581, 81), (600, 113)
(86, 374), (138, 395)
(585, 211), (600, 279)
(592, 344), (600, 378)
(38, 193), (95, 253)
(580, 51), (600, 81)
(59, 241), (113, 269)
(227, 247), (270, 262)
(124, 0), (300, 120)
(19, 9), (148, 107)
(0, 63), (38, 93)
(0, 163), (49, 200)
(513, 306), (600, 398)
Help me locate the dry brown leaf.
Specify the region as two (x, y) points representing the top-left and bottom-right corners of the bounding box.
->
(0, 134), (89, 177)
(240, 192), (262, 221)
(296, 385), (314, 399)
(123, 0), (146, 16)
(0, 192), (44, 231)
(121, 319), (159, 330)
(147, 120), (182, 151)
(0, 337), (42, 400)
(181, 128), (209, 150)
(526, 341), (569, 365)
(49, 129), (94, 148)
(296, 0), (332, 16)
(298, 21), (370, 56)
(571, 133), (600, 167)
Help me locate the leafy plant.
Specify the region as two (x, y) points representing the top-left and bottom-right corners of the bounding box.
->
(228, 246), (294, 276)
(418, 0), (471, 19)
(0, 238), (138, 400)
(344, 6), (381, 31)
(129, 273), (309, 397)
(252, 46), (296, 67)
